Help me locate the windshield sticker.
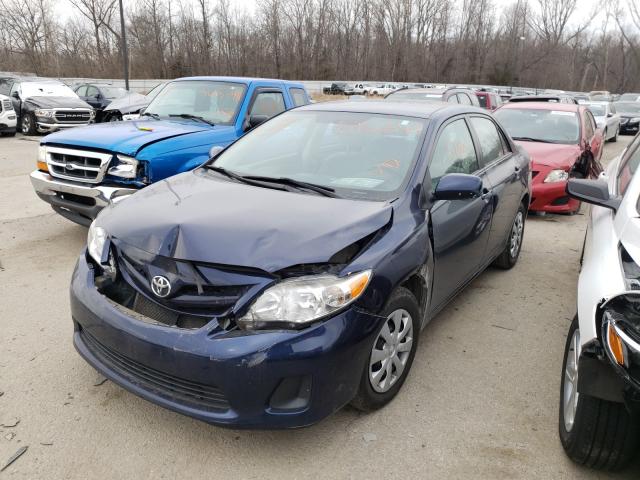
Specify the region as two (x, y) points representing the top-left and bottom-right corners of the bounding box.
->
(331, 178), (385, 188)
(550, 111), (575, 116)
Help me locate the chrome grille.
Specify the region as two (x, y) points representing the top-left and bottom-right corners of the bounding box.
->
(46, 146), (112, 184)
(54, 110), (92, 124)
(1, 99), (12, 111)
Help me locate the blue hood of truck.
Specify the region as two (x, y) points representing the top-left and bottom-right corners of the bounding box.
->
(42, 119), (219, 157)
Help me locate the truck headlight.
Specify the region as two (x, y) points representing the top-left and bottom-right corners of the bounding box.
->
(238, 270), (372, 330)
(34, 109), (54, 118)
(87, 222), (108, 265)
(544, 169), (569, 183)
(108, 155), (139, 179)
(37, 145), (48, 172)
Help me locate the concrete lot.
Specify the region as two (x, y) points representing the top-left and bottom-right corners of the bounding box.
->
(0, 133), (638, 479)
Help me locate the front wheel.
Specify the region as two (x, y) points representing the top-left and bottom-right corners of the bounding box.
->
(20, 113), (36, 135)
(351, 287), (420, 412)
(493, 203), (526, 269)
(559, 316), (639, 471)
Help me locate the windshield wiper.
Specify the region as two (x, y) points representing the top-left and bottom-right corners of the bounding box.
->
(169, 113), (215, 126)
(141, 112), (160, 120)
(203, 165), (287, 191)
(511, 136), (556, 143)
(242, 175), (339, 198)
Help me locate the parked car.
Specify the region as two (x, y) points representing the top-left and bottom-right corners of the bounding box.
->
(508, 94), (578, 104)
(494, 102), (603, 214)
(0, 93), (17, 136)
(74, 83), (129, 122)
(558, 137), (640, 470)
(70, 100), (530, 428)
(347, 83), (368, 96)
(30, 76), (310, 226)
(323, 83), (349, 95)
(476, 90), (503, 110)
(614, 101), (640, 136)
(385, 87), (481, 107)
(368, 84), (399, 96)
(589, 90), (613, 102)
(619, 93), (640, 102)
(585, 101), (620, 142)
(0, 78), (94, 135)
(572, 93), (590, 103)
(101, 82), (167, 122)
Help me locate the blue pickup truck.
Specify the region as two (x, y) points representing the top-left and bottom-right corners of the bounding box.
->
(30, 76), (309, 226)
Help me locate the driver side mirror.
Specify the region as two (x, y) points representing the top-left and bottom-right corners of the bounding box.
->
(245, 114), (269, 131)
(566, 178), (621, 212)
(607, 112), (613, 118)
(432, 173), (483, 201)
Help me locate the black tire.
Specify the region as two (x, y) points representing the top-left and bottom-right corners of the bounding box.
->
(20, 113), (36, 135)
(559, 315), (640, 471)
(1, 130), (16, 137)
(493, 202), (526, 269)
(106, 112), (122, 122)
(351, 287), (420, 412)
(611, 127), (619, 143)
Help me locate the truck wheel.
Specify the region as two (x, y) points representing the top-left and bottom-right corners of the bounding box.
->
(20, 113), (36, 135)
(493, 203), (525, 269)
(107, 112), (122, 122)
(351, 287), (420, 412)
(559, 316), (640, 471)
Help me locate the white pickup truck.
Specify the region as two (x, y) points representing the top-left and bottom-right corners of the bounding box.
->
(0, 94), (17, 136)
(366, 84), (399, 96)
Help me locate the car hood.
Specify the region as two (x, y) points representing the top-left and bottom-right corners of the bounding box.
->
(97, 171), (393, 272)
(618, 112), (640, 119)
(42, 119), (212, 156)
(514, 141), (581, 169)
(25, 96), (92, 109)
(103, 92), (148, 113)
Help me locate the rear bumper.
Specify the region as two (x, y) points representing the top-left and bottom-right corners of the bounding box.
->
(529, 180), (579, 213)
(30, 170), (137, 226)
(71, 254), (383, 428)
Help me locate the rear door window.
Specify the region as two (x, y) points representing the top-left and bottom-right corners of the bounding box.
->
(470, 117), (506, 167)
(249, 91), (286, 118)
(289, 88), (308, 107)
(457, 93), (472, 105)
(429, 119), (479, 186)
(76, 85), (87, 97)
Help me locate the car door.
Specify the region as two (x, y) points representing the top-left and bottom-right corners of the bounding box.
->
(9, 82), (21, 118)
(609, 103), (620, 134)
(428, 116), (495, 310)
(468, 115), (524, 258)
(583, 109), (602, 162)
(85, 85), (102, 109)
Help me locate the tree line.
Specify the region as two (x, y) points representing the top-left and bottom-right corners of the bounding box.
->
(0, 0), (639, 93)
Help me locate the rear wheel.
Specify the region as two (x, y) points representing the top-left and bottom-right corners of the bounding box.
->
(493, 203), (526, 269)
(611, 126), (619, 143)
(351, 287), (420, 412)
(559, 316), (640, 471)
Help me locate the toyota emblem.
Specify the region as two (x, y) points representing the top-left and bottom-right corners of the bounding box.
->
(151, 275), (171, 298)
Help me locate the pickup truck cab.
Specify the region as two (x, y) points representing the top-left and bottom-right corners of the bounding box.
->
(30, 76), (309, 226)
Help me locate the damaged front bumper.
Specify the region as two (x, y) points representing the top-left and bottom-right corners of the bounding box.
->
(70, 254), (384, 429)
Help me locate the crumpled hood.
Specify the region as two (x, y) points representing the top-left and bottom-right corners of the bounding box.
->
(103, 92), (147, 113)
(97, 170), (393, 272)
(42, 119), (211, 156)
(514, 141), (581, 169)
(25, 96), (92, 109)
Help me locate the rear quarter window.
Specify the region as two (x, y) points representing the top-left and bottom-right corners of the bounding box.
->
(289, 88), (309, 107)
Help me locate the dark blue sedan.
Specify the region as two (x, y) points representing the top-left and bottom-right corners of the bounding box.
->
(71, 101), (530, 428)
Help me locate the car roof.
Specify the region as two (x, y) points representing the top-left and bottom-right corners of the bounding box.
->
(499, 101), (581, 112)
(175, 76), (304, 87)
(297, 100), (483, 119)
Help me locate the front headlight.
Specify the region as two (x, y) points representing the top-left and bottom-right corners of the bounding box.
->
(34, 109), (54, 118)
(238, 270), (372, 330)
(544, 169), (569, 183)
(87, 222), (108, 265)
(108, 154), (139, 178)
(37, 145), (48, 171)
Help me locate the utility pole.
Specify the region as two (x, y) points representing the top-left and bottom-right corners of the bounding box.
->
(118, 0), (130, 90)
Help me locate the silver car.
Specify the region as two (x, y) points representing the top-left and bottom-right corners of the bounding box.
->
(585, 101), (621, 142)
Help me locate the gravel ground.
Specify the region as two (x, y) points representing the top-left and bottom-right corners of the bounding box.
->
(1, 133), (638, 479)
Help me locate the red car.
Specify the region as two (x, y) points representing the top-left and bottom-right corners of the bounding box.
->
(494, 102), (603, 213)
(476, 90), (503, 110)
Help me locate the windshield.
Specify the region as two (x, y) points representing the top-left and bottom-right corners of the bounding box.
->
(211, 110), (427, 201)
(494, 108), (580, 144)
(145, 80), (246, 125)
(21, 82), (77, 99)
(100, 86), (127, 99)
(387, 91), (443, 101)
(615, 102), (640, 114)
(587, 104), (606, 116)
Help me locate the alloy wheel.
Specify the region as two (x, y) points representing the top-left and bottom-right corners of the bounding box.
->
(563, 328), (581, 432)
(369, 309), (414, 393)
(509, 211), (524, 258)
(21, 116), (31, 134)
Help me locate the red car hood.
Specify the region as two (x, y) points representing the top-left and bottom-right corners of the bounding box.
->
(515, 141), (581, 169)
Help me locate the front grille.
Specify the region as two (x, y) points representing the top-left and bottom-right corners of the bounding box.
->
(81, 330), (230, 411)
(1, 99), (12, 112)
(54, 110), (92, 124)
(46, 147), (112, 184)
